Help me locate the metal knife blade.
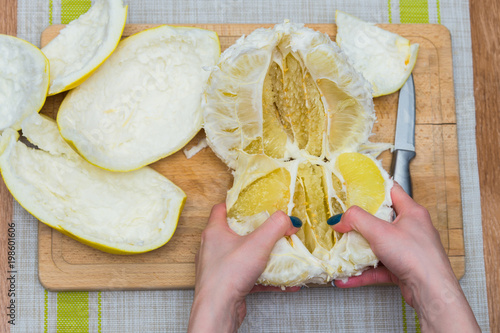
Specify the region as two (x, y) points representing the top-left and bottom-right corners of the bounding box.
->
(390, 74), (416, 197)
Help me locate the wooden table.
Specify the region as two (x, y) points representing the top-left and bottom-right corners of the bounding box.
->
(469, 0), (500, 330)
(0, 0), (498, 331)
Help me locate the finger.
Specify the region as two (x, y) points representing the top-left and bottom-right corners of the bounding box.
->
(330, 206), (391, 245)
(250, 285), (301, 293)
(206, 203), (227, 227)
(390, 183), (417, 216)
(334, 266), (397, 288)
(246, 210), (299, 254)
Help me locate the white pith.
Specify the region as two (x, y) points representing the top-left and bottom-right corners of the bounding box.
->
(0, 115), (186, 253)
(41, 0), (127, 95)
(57, 26), (220, 171)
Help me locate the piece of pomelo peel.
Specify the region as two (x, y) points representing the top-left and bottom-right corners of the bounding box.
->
(41, 0), (127, 95)
(335, 10), (419, 97)
(0, 115), (186, 254)
(0, 34), (49, 132)
(57, 25), (221, 172)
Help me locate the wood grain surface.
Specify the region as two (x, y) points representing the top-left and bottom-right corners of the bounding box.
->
(469, 0), (500, 331)
(36, 23), (465, 290)
(0, 0), (16, 332)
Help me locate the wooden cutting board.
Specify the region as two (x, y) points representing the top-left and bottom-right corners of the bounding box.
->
(36, 23), (464, 291)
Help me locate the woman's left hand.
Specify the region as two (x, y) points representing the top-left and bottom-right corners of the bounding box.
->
(188, 203), (301, 333)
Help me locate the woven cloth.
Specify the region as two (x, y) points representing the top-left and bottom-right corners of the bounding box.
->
(11, 0), (489, 332)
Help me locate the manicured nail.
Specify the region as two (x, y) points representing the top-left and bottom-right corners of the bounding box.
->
(289, 216), (302, 228)
(331, 280), (337, 287)
(327, 213), (343, 226)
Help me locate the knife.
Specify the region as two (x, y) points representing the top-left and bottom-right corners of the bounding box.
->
(390, 74), (416, 197)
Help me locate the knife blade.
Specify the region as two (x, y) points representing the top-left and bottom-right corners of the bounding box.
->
(390, 74), (416, 197)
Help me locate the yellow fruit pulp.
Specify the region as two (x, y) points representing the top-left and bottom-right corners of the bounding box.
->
(245, 54), (327, 158)
(228, 152), (386, 256)
(229, 168), (291, 217)
(336, 152), (386, 214)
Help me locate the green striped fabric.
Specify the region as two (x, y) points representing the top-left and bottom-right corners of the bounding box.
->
(397, 2), (431, 331)
(400, 0), (430, 23)
(57, 292), (89, 332)
(42, 1), (439, 332)
(47, 5), (93, 333)
(61, 0), (91, 24)
(97, 292), (102, 332)
(44, 290), (48, 332)
(388, 0), (393, 23)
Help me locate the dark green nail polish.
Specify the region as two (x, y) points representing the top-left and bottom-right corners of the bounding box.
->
(289, 216), (302, 228)
(327, 213), (343, 225)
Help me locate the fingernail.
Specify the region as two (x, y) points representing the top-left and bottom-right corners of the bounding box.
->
(289, 216), (302, 228)
(331, 280), (336, 287)
(327, 213), (343, 225)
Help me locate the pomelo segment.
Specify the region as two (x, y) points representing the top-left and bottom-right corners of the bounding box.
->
(335, 152), (387, 215)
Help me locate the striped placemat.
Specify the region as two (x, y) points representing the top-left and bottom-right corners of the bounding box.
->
(11, 0), (489, 332)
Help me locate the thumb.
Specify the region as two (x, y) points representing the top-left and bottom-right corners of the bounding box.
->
(206, 203), (227, 227)
(246, 210), (300, 255)
(329, 206), (391, 245)
(390, 183), (418, 216)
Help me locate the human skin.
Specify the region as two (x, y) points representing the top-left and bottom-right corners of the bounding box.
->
(188, 205), (300, 333)
(188, 184), (480, 332)
(331, 184), (480, 332)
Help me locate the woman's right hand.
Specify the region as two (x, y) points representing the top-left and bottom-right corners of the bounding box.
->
(330, 183), (480, 332)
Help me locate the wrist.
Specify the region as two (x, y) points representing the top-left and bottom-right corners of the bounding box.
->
(189, 286), (243, 333)
(409, 269), (479, 332)
(410, 268), (460, 313)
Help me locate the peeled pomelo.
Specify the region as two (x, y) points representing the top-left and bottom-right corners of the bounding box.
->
(203, 21), (393, 286)
(0, 34), (49, 132)
(57, 25), (220, 172)
(41, 0), (127, 95)
(0, 115), (186, 254)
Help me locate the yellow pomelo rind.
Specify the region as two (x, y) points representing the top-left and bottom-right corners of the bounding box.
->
(0, 34), (49, 132)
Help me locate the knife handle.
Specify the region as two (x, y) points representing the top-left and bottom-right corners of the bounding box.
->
(390, 149), (416, 198)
